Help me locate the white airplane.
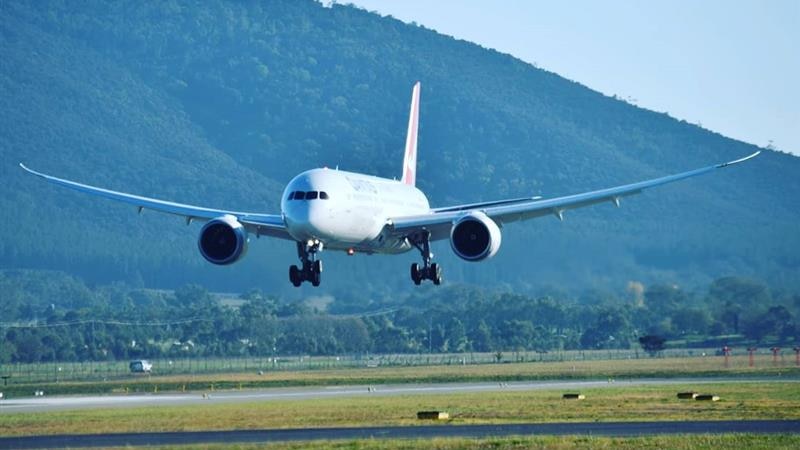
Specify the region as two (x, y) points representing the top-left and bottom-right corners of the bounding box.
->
(21, 82), (760, 287)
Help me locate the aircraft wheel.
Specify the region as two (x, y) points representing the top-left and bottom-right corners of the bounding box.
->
(289, 265), (302, 287)
(431, 263), (442, 285)
(314, 260), (323, 273)
(311, 269), (321, 287)
(410, 263), (422, 285)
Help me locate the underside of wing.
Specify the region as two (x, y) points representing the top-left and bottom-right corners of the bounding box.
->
(19, 163), (292, 240)
(388, 151), (760, 239)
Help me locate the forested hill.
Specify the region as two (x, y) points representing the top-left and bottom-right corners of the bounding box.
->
(2, 0), (798, 296)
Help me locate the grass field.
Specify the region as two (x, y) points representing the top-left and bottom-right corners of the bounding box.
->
(2, 381), (799, 437)
(3, 355), (799, 448)
(3, 354), (799, 397)
(155, 435), (800, 450)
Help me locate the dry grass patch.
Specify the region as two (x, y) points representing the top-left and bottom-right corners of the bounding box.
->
(2, 381), (799, 437)
(105, 434), (800, 450)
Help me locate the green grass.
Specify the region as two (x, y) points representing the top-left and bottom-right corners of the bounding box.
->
(2, 381), (799, 437)
(4, 355), (798, 397)
(148, 435), (800, 450)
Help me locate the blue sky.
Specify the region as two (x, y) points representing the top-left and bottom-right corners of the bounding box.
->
(348, 1), (799, 156)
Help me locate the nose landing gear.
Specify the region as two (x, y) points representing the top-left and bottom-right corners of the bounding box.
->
(409, 230), (442, 285)
(289, 240), (323, 287)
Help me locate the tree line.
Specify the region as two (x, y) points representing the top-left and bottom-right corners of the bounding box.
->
(1, 271), (797, 363)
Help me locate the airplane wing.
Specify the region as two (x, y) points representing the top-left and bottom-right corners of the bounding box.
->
(431, 196), (542, 213)
(388, 151), (761, 241)
(18, 163), (292, 240)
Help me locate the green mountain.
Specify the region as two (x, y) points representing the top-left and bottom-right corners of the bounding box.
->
(2, 0), (798, 296)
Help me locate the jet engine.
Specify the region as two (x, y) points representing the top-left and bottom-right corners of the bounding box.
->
(449, 211), (502, 261)
(197, 215), (248, 265)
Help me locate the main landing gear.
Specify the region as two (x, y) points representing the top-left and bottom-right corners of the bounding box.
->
(409, 231), (442, 286)
(290, 240), (323, 287)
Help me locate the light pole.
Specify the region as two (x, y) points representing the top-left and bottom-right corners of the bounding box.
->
(721, 346), (731, 368)
(428, 317), (432, 354)
(771, 347), (781, 366)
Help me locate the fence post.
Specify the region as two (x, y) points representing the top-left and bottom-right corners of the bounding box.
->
(747, 347), (756, 367)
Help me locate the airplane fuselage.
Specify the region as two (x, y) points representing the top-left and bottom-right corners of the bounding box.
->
(281, 168), (430, 254)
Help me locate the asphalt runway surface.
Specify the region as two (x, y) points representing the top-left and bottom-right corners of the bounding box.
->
(2, 377), (793, 414)
(2, 420), (799, 448)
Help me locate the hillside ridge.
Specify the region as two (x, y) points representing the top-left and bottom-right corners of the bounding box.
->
(2, 0), (798, 294)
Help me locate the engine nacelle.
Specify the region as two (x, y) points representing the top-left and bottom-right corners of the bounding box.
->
(197, 215), (248, 265)
(449, 211), (502, 261)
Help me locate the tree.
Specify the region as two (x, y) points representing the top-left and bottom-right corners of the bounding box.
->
(709, 277), (771, 311)
(671, 308), (711, 335)
(742, 305), (795, 342)
(638, 335), (666, 356)
(502, 320), (536, 351)
(446, 318), (469, 353)
(333, 318), (370, 353)
(645, 284), (688, 316)
(469, 320), (493, 352)
(0, 336), (16, 363)
(174, 284), (214, 308)
(580, 306), (633, 349)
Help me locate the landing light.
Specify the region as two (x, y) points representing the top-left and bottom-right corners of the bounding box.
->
(347, 248), (355, 256)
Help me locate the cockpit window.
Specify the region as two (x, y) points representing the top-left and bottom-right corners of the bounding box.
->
(289, 190), (328, 200)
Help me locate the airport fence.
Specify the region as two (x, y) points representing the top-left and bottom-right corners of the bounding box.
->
(0, 347), (761, 385)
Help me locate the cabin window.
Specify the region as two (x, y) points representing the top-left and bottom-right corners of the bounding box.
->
(293, 191), (305, 200)
(319, 191), (329, 200)
(306, 191), (319, 200)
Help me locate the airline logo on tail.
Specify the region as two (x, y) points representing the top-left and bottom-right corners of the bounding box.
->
(401, 82), (421, 186)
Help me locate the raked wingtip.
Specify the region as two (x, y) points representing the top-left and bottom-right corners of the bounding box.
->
(19, 163), (46, 178)
(719, 150), (761, 168)
(19, 162), (37, 173)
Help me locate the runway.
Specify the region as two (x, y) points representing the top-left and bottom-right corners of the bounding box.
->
(2, 420), (799, 448)
(2, 377), (792, 414)
(2, 378), (799, 448)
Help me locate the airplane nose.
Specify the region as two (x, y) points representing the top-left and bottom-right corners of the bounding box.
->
(306, 203), (331, 235)
(285, 201), (331, 240)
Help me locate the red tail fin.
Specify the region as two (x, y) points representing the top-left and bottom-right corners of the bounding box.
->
(401, 82), (420, 186)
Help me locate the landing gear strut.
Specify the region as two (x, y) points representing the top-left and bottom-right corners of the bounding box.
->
(289, 240), (323, 287)
(409, 230), (442, 285)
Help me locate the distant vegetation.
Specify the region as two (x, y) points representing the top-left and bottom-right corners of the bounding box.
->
(1, 271), (797, 363)
(1, 0), (798, 296)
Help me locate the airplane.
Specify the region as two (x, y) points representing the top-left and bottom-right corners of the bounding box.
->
(20, 82), (760, 287)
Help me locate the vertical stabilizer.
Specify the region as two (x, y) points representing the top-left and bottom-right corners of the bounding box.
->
(401, 82), (421, 186)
